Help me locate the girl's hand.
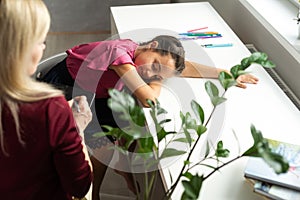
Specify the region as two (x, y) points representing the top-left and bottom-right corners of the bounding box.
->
(236, 74), (259, 88)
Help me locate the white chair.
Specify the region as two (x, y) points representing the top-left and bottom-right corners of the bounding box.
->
(35, 52), (95, 104)
(34, 52), (68, 80)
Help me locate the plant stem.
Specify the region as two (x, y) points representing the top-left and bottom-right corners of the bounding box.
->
(164, 105), (217, 199)
(148, 170), (158, 199)
(203, 155), (242, 181)
(144, 167), (149, 200)
(187, 156), (215, 171)
(165, 89), (226, 199)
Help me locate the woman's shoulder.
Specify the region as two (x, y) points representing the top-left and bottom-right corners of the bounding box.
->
(37, 95), (67, 104)
(23, 96), (70, 113)
(15, 96), (72, 130)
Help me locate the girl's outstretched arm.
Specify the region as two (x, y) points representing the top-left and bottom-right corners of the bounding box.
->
(181, 61), (259, 88)
(181, 61), (222, 78)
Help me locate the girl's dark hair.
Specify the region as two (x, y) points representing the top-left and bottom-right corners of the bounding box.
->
(140, 35), (185, 74)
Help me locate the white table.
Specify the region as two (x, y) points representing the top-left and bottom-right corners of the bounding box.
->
(110, 2), (300, 199)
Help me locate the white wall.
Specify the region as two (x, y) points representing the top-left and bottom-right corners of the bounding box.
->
(44, 0), (170, 32)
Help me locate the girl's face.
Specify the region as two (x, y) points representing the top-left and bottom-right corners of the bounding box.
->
(135, 50), (176, 81)
(27, 37), (46, 75)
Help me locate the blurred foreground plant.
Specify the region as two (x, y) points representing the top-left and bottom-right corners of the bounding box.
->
(93, 52), (289, 200)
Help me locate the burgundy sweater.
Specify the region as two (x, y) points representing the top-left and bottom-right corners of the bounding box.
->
(0, 96), (92, 200)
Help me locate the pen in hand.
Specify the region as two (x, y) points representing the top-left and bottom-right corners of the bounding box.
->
(72, 100), (81, 113)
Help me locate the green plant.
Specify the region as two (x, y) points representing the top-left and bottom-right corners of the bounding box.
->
(93, 52), (289, 200)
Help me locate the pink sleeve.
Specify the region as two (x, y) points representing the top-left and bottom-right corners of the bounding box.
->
(110, 49), (135, 66)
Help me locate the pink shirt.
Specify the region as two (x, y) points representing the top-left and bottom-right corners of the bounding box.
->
(66, 39), (138, 98)
(0, 96), (92, 200)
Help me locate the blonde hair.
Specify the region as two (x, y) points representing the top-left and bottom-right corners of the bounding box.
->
(0, 0), (63, 155)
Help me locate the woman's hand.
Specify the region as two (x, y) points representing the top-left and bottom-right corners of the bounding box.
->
(69, 96), (92, 133)
(69, 96), (93, 173)
(236, 74), (259, 88)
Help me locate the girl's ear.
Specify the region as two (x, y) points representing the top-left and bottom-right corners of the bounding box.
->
(150, 41), (159, 48)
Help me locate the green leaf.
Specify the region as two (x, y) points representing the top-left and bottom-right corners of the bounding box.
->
(184, 112), (197, 130)
(230, 65), (242, 79)
(181, 112), (197, 146)
(135, 150), (155, 160)
(158, 118), (172, 125)
(108, 89), (141, 125)
(92, 131), (106, 138)
(129, 106), (146, 126)
(139, 134), (155, 150)
(211, 96), (227, 107)
(251, 124), (264, 143)
(196, 125), (207, 136)
(183, 128), (193, 146)
(242, 125), (265, 157)
(249, 52), (267, 63)
(242, 145), (260, 157)
(260, 60), (276, 68)
(204, 140), (210, 158)
(168, 169), (174, 185)
(146, 99), (155, 107)
(191, 100), (205, 124)
(199, 163), (217, 170)
(181, 174), (203, 200)
(96, 126), (122, 140)
(173, 137), (189, 143)
(123, 128), (142, 140)
(157, 127), (173, 143)
(205, 81), (219, 98)
(240, 57), (250, 70)
(247, 52), (276, 69)
(242, 125), (289, 174)
(107, 98), (125, 113)
(183, 160), (191, 166)
(180, 111), (185, 122)
(157, 106), (168, 115)
(260, 151), (290, 174)
(101, 125), (114, 132)
(160, 148), (186, 159)
(182, 171), (193, 179)
(108, 89), (135, 110)
(221, 79), (237, 91)
(181, 181), (197, 199)
(205, 81), (227, 106)
(215, 141), (230, 158)
(218, 71), (236, 90)
(111, 145), (128, 155)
